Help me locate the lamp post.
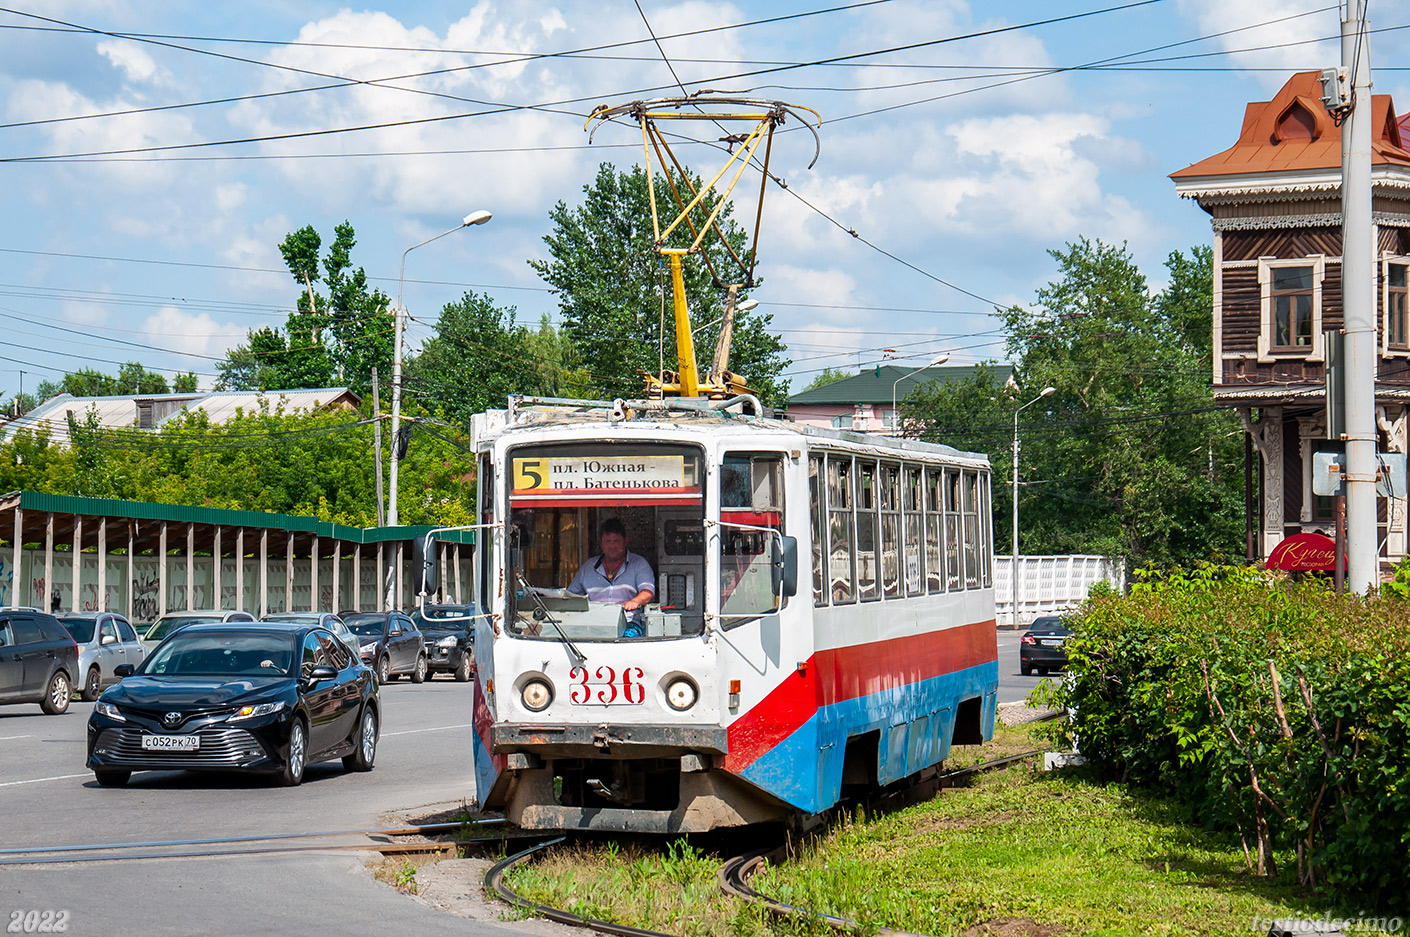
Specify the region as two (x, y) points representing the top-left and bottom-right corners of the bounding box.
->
(890, 353), (949, 435)
(1012, 385), (1055, 626)
(388, 210), (492, 527)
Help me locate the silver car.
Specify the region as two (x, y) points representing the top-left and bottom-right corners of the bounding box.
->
(141, 609), (256, 649)
(57, 613), (148, 702)
(260, 612), (361, 658)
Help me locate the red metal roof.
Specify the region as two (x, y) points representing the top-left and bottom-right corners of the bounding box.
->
(1170, 71), (1410, 181)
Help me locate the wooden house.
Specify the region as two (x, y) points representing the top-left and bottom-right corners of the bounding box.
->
(1171, 71), (1410, 566)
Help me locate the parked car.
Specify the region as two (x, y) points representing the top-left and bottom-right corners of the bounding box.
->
(0, 609), (80, 714)
(261, 613), (360, 659)
(410, 604), (477, 682)
(58, 612), (148, 701)
(343, 611), (426, 685)
(1020, 616), (1071, 676)
(86, 621), (379, 787)
(142, 610), (256, 649)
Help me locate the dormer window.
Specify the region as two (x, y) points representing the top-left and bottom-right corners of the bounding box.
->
(1257, 256), (1326, 361)
(1271, 266), (1314, 348)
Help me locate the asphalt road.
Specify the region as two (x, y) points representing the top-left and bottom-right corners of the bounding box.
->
(0, 675), (524, 937)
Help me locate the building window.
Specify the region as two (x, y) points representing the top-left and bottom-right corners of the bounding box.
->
(831, 413), (853, 430)
(1271, 266), (1314, 349)
(1388, 262), (1409, 351)
(1257, 256), (1326, 362)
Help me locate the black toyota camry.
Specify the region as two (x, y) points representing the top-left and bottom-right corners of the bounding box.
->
(86, 622), (379, 788)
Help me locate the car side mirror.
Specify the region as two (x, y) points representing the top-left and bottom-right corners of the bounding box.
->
(307, 665), (338, 681)
(113, 664), (135, 678)
(101, 634), (117, 646)
(771, 535), (799, 598)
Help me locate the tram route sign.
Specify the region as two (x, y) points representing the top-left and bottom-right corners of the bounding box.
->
(511, 455), (699, 506)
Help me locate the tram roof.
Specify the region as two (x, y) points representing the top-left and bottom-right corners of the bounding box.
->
(473, 398), (990, 468)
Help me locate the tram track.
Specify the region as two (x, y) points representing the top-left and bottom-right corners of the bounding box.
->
(484, 748), (1046, 937)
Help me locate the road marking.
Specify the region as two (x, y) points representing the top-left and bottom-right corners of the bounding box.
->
(382, 723), (476, 738)
(0, 773), (89, 788)
(0, 735), (32, 741)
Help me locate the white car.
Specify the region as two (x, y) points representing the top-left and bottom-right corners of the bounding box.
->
(57, 612), (148, 702)
(141, 609), (256, 649)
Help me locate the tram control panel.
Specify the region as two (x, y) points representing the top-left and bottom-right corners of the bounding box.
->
(655, 509), (704, 636)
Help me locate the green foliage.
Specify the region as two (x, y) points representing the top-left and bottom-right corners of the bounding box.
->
(0, 398), (473, 527)
(1046, 568), (1410, 907)
(802, 366), (851, 391)
(904, 239), (1242, 565)
(217, 222), (394, 394)
(35, 362), (172, 400)
(529, 163), (790, 406)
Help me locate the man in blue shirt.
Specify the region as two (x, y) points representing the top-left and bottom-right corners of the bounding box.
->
(567, 518), (655, 623)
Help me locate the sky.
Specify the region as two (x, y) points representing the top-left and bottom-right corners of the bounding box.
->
(1, 0), (1407, 402)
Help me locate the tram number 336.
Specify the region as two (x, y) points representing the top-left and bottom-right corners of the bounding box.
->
(568, 666), (645, 704)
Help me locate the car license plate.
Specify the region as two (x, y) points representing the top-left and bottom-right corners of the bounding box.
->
(1041, 639), (1064, 647)
(141, 734), (200, 751)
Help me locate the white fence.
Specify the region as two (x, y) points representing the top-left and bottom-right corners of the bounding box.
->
(994, 554), (1124, 627)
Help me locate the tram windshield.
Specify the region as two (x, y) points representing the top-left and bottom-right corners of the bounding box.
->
(505, 442), (706, 641)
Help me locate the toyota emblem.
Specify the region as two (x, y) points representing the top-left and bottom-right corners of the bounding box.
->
(162, 712), (183, 727)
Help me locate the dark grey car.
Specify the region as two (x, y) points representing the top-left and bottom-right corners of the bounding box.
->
(0, 610), (80, 714)
(344, 612), (426, 685)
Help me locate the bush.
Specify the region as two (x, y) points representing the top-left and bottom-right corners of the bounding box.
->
(1044, 565), (1410, 906)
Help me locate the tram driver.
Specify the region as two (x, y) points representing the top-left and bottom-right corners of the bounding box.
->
(567, 518), (656, 632)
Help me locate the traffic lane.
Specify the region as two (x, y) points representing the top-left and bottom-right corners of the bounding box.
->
(2, 851), (531, 937)
(0, 679), (479, 850)
(996, 630), (1065, 704)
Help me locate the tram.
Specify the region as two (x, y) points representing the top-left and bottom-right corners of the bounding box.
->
(468, 394), (998, 832)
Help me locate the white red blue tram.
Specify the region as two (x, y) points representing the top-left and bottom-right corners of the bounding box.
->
(470, 396), (998, 832)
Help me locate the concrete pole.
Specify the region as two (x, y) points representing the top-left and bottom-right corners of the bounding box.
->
(213, 527), (222, 608)
(10, 508), (20, 608)
(353, 544), (362, 612)
(236, 528), (245, 613)
(259, 530), (268, 619)
(186, 524), (195, 611)
(127, 522), (134, 621)
(377, 542), (385, 612)
(97, 518), (107, 612)
(72, 517), (82, 613)
(310, 536), (319, 611)
(332, 541), (341, 613)
(158, 522), (167, 617)
(1343, 0), (1379, 592)
(44, 513), (53, 612)
(285, 533), (295, 613)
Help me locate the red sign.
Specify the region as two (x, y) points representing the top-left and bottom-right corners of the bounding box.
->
(1266, 532), (1345, 571)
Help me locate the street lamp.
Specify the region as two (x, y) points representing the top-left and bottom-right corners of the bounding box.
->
(388, 210), (493, 527)
(890, 353), (949, 434)
(1012, 385), (1055, 626)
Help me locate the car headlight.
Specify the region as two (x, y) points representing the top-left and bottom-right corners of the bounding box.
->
(229, 701), (286, 720)
(95, 701), (126, 722)
(665, 678), (698, 711)
(437, 635), (458, 647)
(520, 679), (553, 712)
(360, 642), (378, 654)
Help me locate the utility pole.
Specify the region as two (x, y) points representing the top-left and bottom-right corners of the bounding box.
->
(372, 367), (386, 527)
(1341, 0), (1378, 593)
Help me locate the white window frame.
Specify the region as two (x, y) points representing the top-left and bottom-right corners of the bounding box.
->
(1257, 255), (1326, 362)
(1382, 252), (1410, 357)
(830, 412), (853, 430)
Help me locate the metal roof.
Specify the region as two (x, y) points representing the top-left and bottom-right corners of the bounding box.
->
(787, 364), (1012, 406)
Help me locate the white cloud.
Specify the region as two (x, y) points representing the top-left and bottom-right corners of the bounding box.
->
(141, 306), (241, 359)
(1176, 0), (1338, 87)
(95, 41), (169, 86)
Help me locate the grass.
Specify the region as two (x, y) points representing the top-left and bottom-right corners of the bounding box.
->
(501, 725), (1397, 936)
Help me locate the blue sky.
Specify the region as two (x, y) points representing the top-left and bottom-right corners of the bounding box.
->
(1, 0), (1405, 400)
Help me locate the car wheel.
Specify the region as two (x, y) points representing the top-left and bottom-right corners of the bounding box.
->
(95, 769), (130, 787)
(82, 666), (102, 702)
(40, 671), (71, 715)
(1020, 663), (1032, 676)
(280, 718), (308, 787)
(454, 653), (473, 683)
(410, 653), (427, 684)
(1038, 667), (1049, 676)
(342, 706), (378, 772)
(376, 655), (390, 685)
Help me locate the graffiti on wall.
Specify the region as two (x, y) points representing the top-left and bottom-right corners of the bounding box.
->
(132, 571), (159, 622)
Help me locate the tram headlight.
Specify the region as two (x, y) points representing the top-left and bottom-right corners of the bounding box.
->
(664, 677), (698, 711)
(521, 679), (553, 712)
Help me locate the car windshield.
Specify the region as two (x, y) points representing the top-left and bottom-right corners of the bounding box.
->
(415, 607), (472, 629)
(59, 618), (97, 643)
(1030, 619), (1070, 633)
(344, 615), (386, 637)
(146, 615), (224, 640)
(141, 631), (298, 677)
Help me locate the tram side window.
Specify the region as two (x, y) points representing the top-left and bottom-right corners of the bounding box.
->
(979, 473), (994, 587)
(903, 465), (923, 596)
(827, 457), (855, 604)
(479, 454), (494, 612)
(880, 463), (901, 599)
(944, 469), (962, 591)
(962, 470), (980, 589)
(856, 461), (880, 602)
(720, 453), (785, 622)
(810, 457), (825, 608)
(925, 468), (943, 594)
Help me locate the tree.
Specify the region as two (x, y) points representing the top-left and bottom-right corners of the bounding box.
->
(35, 363), (171, 400)
(406, 292), (541, 425)
(172, 372), (199, 394)
(529, 163), (790, 405)
(217, 222), (393, 393)
(803, 366), (851, 391)
(904, 238), (1242, 566)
